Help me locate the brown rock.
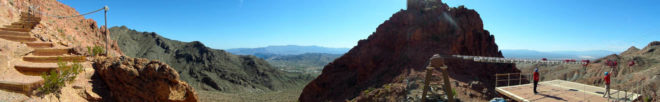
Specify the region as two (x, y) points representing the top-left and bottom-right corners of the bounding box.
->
(93, 56), (198, 102)
(299, 0), (518, 101)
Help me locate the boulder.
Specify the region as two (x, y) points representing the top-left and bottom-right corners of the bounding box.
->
(93, 56), (198, 102)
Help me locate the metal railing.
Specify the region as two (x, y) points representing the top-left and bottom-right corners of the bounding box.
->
(495, 73), (529, 87)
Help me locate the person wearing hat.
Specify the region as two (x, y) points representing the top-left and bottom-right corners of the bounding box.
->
(533, 68), (540, 94)
(603, 72), (611, 98)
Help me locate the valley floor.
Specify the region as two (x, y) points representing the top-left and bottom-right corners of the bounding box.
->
(197, 85), (305, 102)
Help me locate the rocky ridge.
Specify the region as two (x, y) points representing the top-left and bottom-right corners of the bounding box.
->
(299, 0), (519, 101)
(109, 26), (313, 93)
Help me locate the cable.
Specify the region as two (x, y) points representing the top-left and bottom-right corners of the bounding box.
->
(28, 5), (105, 19)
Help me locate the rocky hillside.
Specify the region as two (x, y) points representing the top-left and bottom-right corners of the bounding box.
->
(518, 41), (660, 100)
(109, 26), (313, 93)
(299, 0), (519, 101)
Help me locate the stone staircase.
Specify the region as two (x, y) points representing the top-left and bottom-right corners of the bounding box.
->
(0, 12), (85, 94)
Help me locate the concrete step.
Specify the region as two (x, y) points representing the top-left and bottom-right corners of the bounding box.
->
(10, 22), (37, 26)
(23, 56), (86, 63)
(14, 62), (60, 76)
(19, 17), (39, 20)
(0, 28), (31, 32)
(4, 25), (34, 29)
(25, 42), (53, 48)
(32, 48), (73, 56)
(0, 78), (43, 94)
(0, 30), (28, 34)
(0, 30), (30, 37)
(0, 35), (36, 42)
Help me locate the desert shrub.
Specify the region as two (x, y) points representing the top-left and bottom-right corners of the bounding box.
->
(37, 59), (83, 95)
(363, 87), (375, 95)
(451, 88), (456, 96)
(87, 46), (105, 56)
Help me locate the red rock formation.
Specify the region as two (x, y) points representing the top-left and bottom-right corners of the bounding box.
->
(299, 0), (519, 101)
(93, 56), (198, 102)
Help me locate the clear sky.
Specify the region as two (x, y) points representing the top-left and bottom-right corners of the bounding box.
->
(59, 0), (658, 52)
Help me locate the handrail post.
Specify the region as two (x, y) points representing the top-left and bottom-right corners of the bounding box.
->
(495, 74), (498, 87)
(519, 73), (522, 85)
(104, 6), (109, 56)
(507, 73), (510, 86)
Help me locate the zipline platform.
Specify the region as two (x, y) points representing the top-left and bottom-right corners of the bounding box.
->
(496, 80), (640, 102)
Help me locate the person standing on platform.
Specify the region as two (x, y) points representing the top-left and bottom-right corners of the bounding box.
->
(533, 68), (540, 94)
(603, 72), (611, 98)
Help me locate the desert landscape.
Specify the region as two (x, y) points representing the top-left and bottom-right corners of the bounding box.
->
(0, 0), (657, 102)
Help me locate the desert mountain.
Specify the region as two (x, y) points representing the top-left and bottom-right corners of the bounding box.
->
(517, 41), (660, 100)
(227, 45), (349, 55)
(109, 26), (313, 93)
(299, 0), (520, 101)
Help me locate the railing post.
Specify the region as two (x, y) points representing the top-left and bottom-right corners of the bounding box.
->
(104, 6), (109, 56)
(507, 73), (510, 86)
(519, 73), (522, 85)
(495, 74), (498, 87)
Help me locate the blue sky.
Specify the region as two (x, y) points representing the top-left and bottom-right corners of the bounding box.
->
(59, 0), (658, 52)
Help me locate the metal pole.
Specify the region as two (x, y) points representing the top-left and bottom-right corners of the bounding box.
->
(507, 73), (510, 86)
(104, 6), (109, 56)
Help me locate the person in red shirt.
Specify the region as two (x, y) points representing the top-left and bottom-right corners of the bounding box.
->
(603, 72), (610, 98)
(533, 68), (540, 94)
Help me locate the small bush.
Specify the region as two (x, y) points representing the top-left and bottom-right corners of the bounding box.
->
(37, 60), (83, 95)
(87, 46), (105, 56)
(363, 87), (375, 95)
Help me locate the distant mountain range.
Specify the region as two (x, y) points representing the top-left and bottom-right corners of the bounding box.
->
(226, 46), (347, 74)
(226, 45), (350, 55)
(109, 26), (313, 93)
(501, 49), (619, 59)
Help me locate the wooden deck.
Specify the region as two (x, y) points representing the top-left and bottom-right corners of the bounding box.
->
(496, 80), (640, 102)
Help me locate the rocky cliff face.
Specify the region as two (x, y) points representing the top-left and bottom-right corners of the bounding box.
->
(109, 26), (313, 93)
(299, 0), (519, 101)
(93, 56), (198, 102)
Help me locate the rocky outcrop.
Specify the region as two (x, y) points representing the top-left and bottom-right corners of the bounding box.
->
(621, 46), (640, 56)
(299, 0), (518, 101)
(93, 56), (198, 102)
